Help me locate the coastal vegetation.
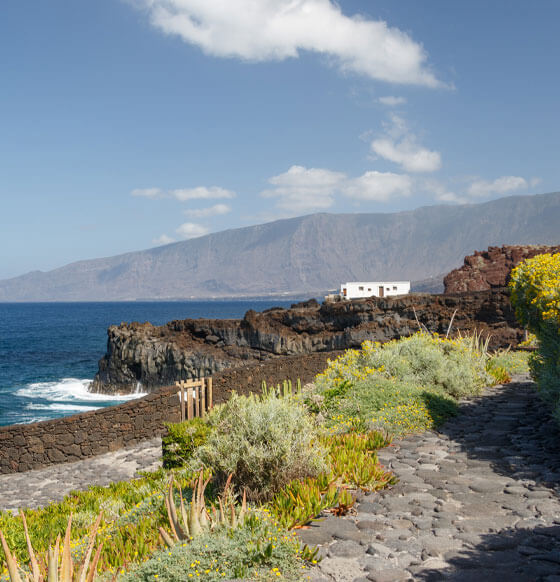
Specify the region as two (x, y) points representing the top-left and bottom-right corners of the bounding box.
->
(307, 332), (520, 436)
(510, 252), (560, 421)
(1, 333), (530, 581)
(191, 391), (327, 502)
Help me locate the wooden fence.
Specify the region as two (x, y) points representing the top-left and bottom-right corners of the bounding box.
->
(175, 377), (213, 422)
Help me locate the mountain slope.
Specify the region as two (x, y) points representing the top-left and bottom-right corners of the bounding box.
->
(1, 191), (560, 301)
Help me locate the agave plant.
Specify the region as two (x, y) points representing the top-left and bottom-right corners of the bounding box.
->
(159, 470), (247, 547)
(0, 512), (103, 582)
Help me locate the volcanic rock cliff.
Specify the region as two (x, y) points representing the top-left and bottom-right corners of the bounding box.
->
(444, 245), (560, 294)
(91, 291), (523, 394)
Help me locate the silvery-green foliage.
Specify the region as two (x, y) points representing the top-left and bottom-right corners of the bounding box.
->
(118, 513), (304, 582)
(193, 392), (327, 501)
(361, 333), (491, 398)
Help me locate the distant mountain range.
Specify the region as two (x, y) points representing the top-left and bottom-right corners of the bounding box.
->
(1, 191), (560, 301)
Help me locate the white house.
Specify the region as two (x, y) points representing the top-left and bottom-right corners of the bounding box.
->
(340, 281), (410, 300)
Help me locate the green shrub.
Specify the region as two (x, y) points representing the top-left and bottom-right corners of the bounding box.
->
(487, 350), (530, 377)
(118, 513), (305, 581)
(510, 253), (560, 421)
(315, 333), (491, 401)
(192, 392), (327, 502)
(361, 334), (491, 399)
(162, 417), (211, 469)
(309, 332), (491, 437)
(315, 374), (457, 437)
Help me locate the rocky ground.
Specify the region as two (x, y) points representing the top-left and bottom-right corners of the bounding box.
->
(0, 438), (162, 512)
(301, 375), (560, 581)
(2, 376), (560, 581)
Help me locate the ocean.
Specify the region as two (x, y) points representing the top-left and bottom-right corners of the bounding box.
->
(0, 301), (295, 427)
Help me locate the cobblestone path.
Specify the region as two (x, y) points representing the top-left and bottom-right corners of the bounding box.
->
(301, 376), (560, 581)
(0, 437), (162, 512)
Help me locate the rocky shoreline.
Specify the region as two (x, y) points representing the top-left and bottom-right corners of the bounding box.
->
(90, 244), (560, 396)
(91, 290), (523, 395)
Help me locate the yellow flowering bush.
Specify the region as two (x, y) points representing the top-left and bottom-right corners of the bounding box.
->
(309, 332), (493, 437)
(315, 333), (491, 400)
(510, 252), (560, 327)
(510, 253), (560, 420)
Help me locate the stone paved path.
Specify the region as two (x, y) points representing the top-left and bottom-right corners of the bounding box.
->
(301, 376), (560, 581)
(0, 437), (162, 513)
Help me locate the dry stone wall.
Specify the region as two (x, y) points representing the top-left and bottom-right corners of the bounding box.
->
(0, 386), (182, 474)
(0, 351), (339, 474)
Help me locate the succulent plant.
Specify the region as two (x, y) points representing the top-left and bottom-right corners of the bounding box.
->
(261, 378), (302, 399)
(271, 475), (341, 530)
(159, 470), (247, 547)
(0, 512), (103, 582)
(326, 433), (396, 491)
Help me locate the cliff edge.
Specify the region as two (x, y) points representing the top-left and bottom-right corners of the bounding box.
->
(91, 291), (522, 394)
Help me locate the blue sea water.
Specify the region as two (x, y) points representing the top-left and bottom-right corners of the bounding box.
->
(0, 301), (294, 426)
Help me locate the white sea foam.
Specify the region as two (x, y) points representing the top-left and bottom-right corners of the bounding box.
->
(26, 403), (102, 412)
(20, 417), (44, 424)
(16, 378), (147, 403)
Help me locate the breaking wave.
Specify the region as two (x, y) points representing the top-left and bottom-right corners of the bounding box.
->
(16, 378), (147, 402)
(11, 378), (147, 423)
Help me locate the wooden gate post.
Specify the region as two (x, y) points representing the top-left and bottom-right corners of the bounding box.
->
(176, 377), (213, 421)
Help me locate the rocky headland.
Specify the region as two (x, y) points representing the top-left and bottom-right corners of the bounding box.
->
(91, 290), (522, 394)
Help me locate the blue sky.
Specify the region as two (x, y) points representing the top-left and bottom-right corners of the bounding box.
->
(1, 0), (559, 279)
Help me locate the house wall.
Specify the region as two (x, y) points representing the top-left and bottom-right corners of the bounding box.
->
(341, 281), (410, 299)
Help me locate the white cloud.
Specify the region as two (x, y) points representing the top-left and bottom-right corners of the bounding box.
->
(262, 165), (346, 212)
(152, 234), (176, 245)
(437, 192), (466, 203)
(131, 186), (235, 201)
(342, 171), (412, 201)
(262, 165), (413, 211)
(136, 0), (441, 86)
(530, 177), (542, 188)
(184, 204), (231, 218)
(176, 222), (210, 239)
(171, 186), (236, 201)
(425, 175), (538, 205)
(131, 187), (165, 198)
(467, 176), (528, 198)
(371, 138), (441, 172)
(427, 180), (466, 204)
(370, 114), (442, 173)
(378, 96), (407, 106)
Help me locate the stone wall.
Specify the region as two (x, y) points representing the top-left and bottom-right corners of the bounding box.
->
(0, 351), (340, 474)
(0, 386), (182, 474)
(211, 350), (343, 405)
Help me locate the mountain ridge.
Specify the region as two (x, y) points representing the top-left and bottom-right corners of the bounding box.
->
(1, 191), (559, 301)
